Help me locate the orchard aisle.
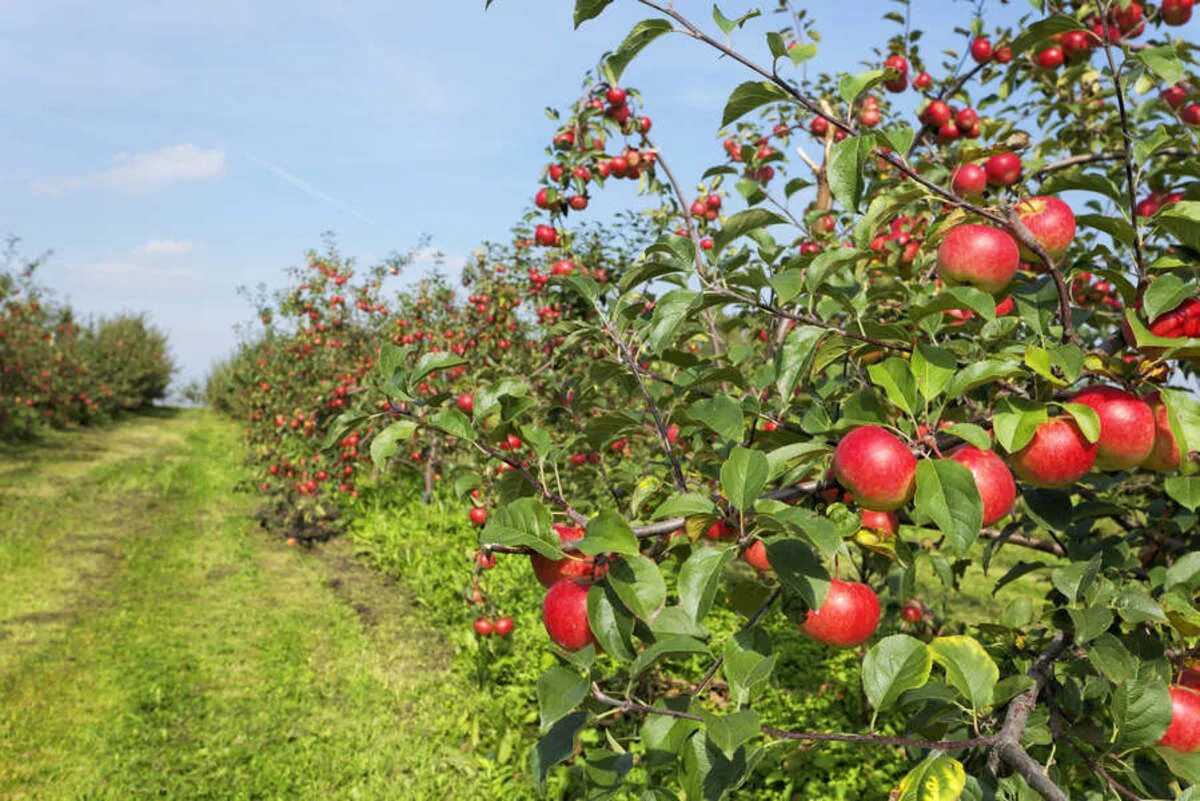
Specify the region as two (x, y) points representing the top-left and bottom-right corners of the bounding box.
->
(0, 411), (474, 800)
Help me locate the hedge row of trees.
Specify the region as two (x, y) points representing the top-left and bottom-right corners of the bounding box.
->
(0, 239), (175, 438)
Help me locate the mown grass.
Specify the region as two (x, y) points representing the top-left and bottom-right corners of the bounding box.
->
(0, 410), (497, 801)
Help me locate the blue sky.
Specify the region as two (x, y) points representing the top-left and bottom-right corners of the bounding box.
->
(0, 0), (1030, 387)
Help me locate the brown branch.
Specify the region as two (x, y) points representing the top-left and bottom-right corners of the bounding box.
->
(987, 632), (1070, 801)
(1096, 7), (1148, 290)
(1034, 147), (1189, 180)
(980, 528), (1065, 558)
(592, 687), (995, 751)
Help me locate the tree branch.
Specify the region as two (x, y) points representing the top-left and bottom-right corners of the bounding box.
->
(1003, 207), (1078, 345)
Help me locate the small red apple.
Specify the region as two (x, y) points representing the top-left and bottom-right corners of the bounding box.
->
(1160, 685), (1200, 752)
(948, 445), (1017, 526)
(1070, 386), (1155, 471)
(801, 579), (881, 647)
(922, 100), (952, 127)
(1009, 417), (1097, 488)
(543, 579), (595, 651)
(900, 601), (923, 623)
(833, 426), (917, 511)
(1183, 104), (1200, 126)
(531, 524), (597, 587)
(937, 224), (1020, 294)
(468, 506), (488, 526)
(1163, 0), (1194, 26)
(1162, 84), (1188, 109)
(743, 539), (771, 571)
(456, 392), (474, 414)
(1015, 196), (1076, 261)
(860, 509), (899, 536)
(970, 38), (992, 63)
(994, 45), (1013, 63)
(1037, 47), (1065, 70)
(1143, 393), (1183, 472)
(606, 86), (627, 106)
(474, 617), (494, 637)
(494, 616), (514, 637)
(985, 152), (1022, 186)
(952, 163), (988, 196)
(913, 71), (933, 90)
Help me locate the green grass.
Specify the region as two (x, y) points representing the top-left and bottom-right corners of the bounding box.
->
(0, 410), (494, 800)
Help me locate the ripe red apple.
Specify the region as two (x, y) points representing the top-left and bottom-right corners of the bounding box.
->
(1183, 104), (1200, 126)
(922, 100), (952, 127)
(860, 509), (898, 536)
(994, 45), (1013, 63)
(801, 579), (881, 647)
(1009, 417), (1097, 488)
(913, 71), (933, 90)
(456, 392), (474, 414)
(606, 86), (627, 106)
(937, 224), (1020, 294)
(985, 152), (1022, 186)
(1163, 84), (1188, 109)
(705, 519), (737, 540)
(531, 524), (597, 587)
(474, 617), (494, 636)
(468, 506), (488, 526)
(883, 54), (909, 92)
(833, 426), (917, 511)
(543, 579), (595, 651)
(1136, 196), (1163, 217)
(1114, 1), (1145, 35)
(493, 616), (514, 637)
(1163, 0), (1194, 26)
(970, 38), (992, 63)
(1061, 30), (1092, 62)
(743, 539), (771, 571)
(900, 601), (923, 623)
(1070, 386), (1155, 471)
(1143, 393), (1182, 472)
(1015, 196), (1076, 260)
(1037, 47), (1065, 70)
(1148, 298), (1200, 338)
(810, 116), (830, 137)
(952, 163), (988, 196)
(1160, 686), (1200, 752)
(948, 445), (1017, 526)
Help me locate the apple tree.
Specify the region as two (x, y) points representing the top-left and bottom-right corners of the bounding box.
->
(361, 1), (1200, 798)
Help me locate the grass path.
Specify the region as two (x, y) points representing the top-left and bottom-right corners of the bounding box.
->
(0, 410), (478, 800)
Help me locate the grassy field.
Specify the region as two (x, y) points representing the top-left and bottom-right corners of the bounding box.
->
(0, 410), (495, 800)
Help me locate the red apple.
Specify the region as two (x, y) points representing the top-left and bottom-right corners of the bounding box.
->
(1037, 47), (1065, 70)
(1183, 104), (1200, 126)
(468, 506), (488, 526)
(1070, 386), (1155, 470)
(705, 519), (737, 540)
(970, 38), (992, 63)
(952, 163), (988, 196)
(743, 539), (771, 571)
(922, 100), (952, 127)
(913, 71), (933, 90)
(985, 152), (1022, 186)
(860, 509), (899, 536)
(1015, 196), (1076, 260)
(531, 524), (598, 587)
(937, 224), (1020, 294)
(1160, 686), (1200, 752)
(606, 86), (627, 106)
(948, 445), (1017, 526)
(456, 392), (474, 414)
(493, 616), (514, 637)
(1148, 298), (1200, 339)
(900, 601), (923, 623)
(1163, 0), (1194, 26)
(995, 45), (1013, 63)
(833, 426), (917, 511)
(1163, 84), (1188, 109)
(543, 579), (595, 651)
(1143, 393), (1183, 472)
(801, 579), (881, 647)
(1009, 417), (1097, 488)
(474, 617), (494, 636)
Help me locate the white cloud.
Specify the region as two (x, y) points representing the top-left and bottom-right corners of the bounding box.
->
(135, 239), (195, 257)
(30, 145), (226, 196)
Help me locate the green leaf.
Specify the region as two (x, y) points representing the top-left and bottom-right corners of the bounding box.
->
(653, 493), (717, 519)
(647, 289), (701, 353)
(588, 583), (634, 661)
(868, 357), (918, 415)
(1090, 633), (1137, 683)
(882, 123), (915, 155)
(408, 351), (467, 390)
(712, 4), (760, 34)
(1068, 606), (1113, 644)
(775, 325), (825, 400)
(1157, 201), (1200, 251)
(678, 546), (735, 622)
(828, 134), (872, 212)
(1166, 478), (1200, 512)
(573, 0), (612, 27)
(1059, 402), (1101, 444)
(714, 208), (789, 255)
(606, 19), (673, 82)
(787, 42), (818, 65)
(480, 498), (563, 559)
(804, 246), (859, 292)
(764, 538), (830, 610)
(764, 441), (830, 481)
(538, 667), (588, 731)
(720, 446), (770, 511)
(577, 510), (639, 556)
(631, 635), (710, 676)
(895, 754), (967, 801)
(911, 345), (957, 401)
(430, 407), (473, 440)
(1076, 213), (1135, 246)
(688, 394), (744, 441)
(929, 635), (999, 712)
(1008, 14), (1083, 56)
(838, 69), (887, 105)
(1143, 273), (1192, 322)
(992, 398), (1048, 453)
(369, 418), (417, 467)
(724, 631), (776, 705)
(863, 635), (933, 714)
(607, 554), (667, 620)
(913, 460), (983, 554)
(1113, 679), (1172, 748)
(702, 709), (760, 760)
(944, 423), (991, 450)
(721, 81), (789, 127)
(1166, 551), (1200, 590)
(532, 710), (588, 788)
(1138, 45), (1185, 85)
(1051, 553), (1101, 602)
(945, 360), (1023, 398)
